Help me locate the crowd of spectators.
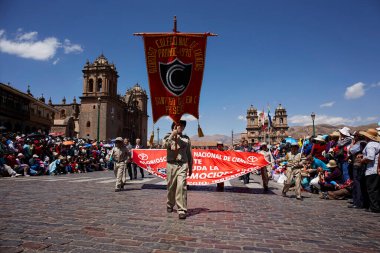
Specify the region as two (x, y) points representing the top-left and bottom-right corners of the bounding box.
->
(0, 131), (115, 177)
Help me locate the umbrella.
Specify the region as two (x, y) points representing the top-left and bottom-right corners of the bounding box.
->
(49, 132), (65, 137)
(63, 141), (75, 146)
(284, 137), (297, 144)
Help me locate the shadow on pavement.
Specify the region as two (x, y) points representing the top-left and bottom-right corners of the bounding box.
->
(187, 207), (243, 217)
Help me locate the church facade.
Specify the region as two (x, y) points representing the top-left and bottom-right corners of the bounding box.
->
(245, 104), (289, 144)
(51, 54), (148, 145)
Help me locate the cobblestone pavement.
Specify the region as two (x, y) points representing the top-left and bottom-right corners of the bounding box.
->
(1, 171), (379, 253)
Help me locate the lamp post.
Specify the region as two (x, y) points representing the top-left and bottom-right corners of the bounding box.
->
(231, 130), (234, 147)
(97, 97), (101, 146)
(311, 112), (316, 137)
(157, 127), (160, 146)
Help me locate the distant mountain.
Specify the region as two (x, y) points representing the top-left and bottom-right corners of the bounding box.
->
(287, 123), (378, 139)
(190, 123), (378, 143)
(190, 134), (232, 145)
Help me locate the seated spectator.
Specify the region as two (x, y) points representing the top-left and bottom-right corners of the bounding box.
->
(319, 160), (343, 199)
(305, 156), (330, 193)
(326, 179), (353, 200)
(14, 153), (30, 176)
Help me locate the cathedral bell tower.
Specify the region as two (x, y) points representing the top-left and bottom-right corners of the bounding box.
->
(79, 54), (121, 140)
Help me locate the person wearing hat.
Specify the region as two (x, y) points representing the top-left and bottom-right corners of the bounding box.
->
(15, 153), (30, 176)
(216, 141), (225, 191)
(319, 160), (343, 199)
(109, 137), (130, 192)
(359, 129), (380, 213)
(347, 132), (367, 209)
(280, 143), (305, 200)
(258, 142), (272, 192)
(334, 127), (353, 182)
(310, 135), (327, 163)
(163, 120), (193, 219)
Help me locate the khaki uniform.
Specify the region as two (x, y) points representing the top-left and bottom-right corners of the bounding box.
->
(259, 150), (272, 190)
(110, 145), (129, 190)
(163, 132), (193, 214)
(282, 152), (303, 198)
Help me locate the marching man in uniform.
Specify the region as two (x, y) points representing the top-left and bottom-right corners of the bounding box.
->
(280, 143), (305, 200)
(163, 120), (193, 219)
(110, 137), (129, 192)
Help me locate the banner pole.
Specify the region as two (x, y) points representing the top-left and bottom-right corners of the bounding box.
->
(173, 16), (178, 33)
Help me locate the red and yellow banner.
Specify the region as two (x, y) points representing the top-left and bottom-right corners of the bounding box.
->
(142, 34), (208, 123)
(132, 149), (269, 185)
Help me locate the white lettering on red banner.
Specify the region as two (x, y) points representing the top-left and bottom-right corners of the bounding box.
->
(132, 149), (269, 185)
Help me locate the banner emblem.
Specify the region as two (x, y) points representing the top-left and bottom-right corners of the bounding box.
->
(159, 58), (192, 96)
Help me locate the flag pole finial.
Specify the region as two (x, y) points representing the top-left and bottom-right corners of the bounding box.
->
(173, 16), (178, 33)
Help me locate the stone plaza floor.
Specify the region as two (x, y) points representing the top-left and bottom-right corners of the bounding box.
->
(0, 171), (379, 253)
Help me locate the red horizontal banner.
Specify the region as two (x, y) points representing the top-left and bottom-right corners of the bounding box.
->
(132, 149), (269, 185)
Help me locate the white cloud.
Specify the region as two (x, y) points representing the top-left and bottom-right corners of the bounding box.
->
(344, 82), (365, 99)
(370, 82), (380, 88)
(53, 58), (60, 65)
(63, 39), (83, 54)
(289, 114), (378, 126)
(17, 31), (38, 41)
(238, 115), (246, 121)
(0, 29), (83, 61)
(320, 101), (335, 108)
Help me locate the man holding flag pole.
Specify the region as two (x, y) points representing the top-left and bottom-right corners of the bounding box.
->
(135, 16), (216, 219)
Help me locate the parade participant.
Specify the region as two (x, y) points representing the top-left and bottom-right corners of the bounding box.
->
(359, 129), (380, 213)
(131, 138), (144, 179)
(239, 139), (252, 184)
(163, 120), (193, 219)
(258, 142), (272, 192)
(281, 143), (305, 200)
(110, 137), (129, 192)
(124, 138), (134, 180)
(216, 141), (225, 191)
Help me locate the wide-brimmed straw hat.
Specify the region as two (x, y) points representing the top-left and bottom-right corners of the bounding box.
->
(329, 131), (340, 137)
(338, 127), (351, 137)
(359, 128), (380, 142)
(326, 160), (338, 168)
(115, 137), (123, 142)
(313, 135), (326, 143)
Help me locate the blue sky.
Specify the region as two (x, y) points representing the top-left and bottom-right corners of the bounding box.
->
(1, 0), (380, 137)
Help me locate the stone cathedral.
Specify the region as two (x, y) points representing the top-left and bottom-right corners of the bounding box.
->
(51, 54), (148, 145)
(245, 104), (289, 144)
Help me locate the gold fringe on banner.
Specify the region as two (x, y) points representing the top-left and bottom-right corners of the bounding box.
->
(149, 124), (155, 147)
(197, 120), (204, 137)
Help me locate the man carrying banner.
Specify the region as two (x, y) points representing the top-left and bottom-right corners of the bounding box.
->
(280, 143), (305, 200)
(258, 142), (272, 192)
(216, 141), (225, 191)
(163, 120), (193, 219)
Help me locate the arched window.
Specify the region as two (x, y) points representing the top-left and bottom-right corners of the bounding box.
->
(280, 118), (283, 124)
(86, 121), (91, 127)
(60, 109), (66, 119)
(88, 79), (94, 92)
(97, 78), (102, 92)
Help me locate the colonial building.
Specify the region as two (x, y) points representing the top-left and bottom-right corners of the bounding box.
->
(51, 54), (148, 145)
(245, 104), (289, 144)
(0, 83), (57, 134)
